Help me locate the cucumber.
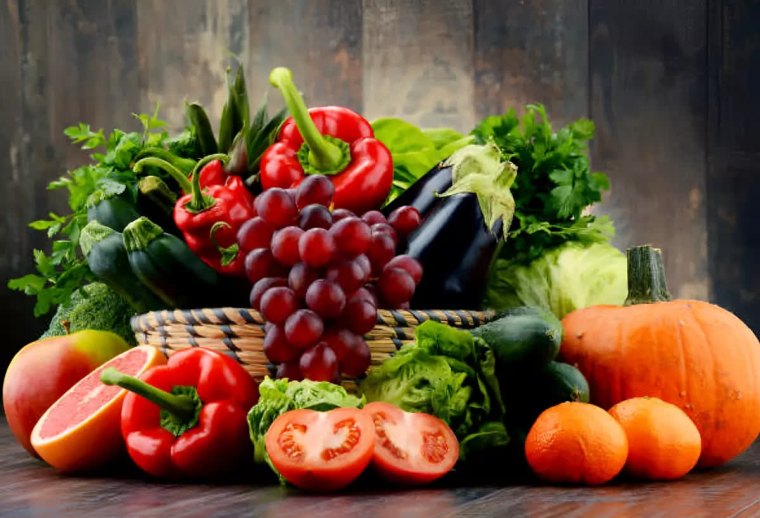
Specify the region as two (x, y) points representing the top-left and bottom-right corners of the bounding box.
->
(471, 306), (563, 369)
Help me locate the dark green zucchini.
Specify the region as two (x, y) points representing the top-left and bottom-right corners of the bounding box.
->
(80, 220), (165, 313)
(471, 306), (563, 369)
(86, 189), (141, 232)
(136, 176), (180, 236)
(122, 217), (226, 309)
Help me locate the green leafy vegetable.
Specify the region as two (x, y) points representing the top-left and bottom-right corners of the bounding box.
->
(8, 109), (173, 317)
(485, 241), (628, 319)
(371, 118), (473, 203)
(359, 321), (509, 461)
(472, 104), (611, 264)
(247, 377), (364, 473)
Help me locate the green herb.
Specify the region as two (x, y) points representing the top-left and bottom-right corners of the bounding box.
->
(472, 104), (611, 264)
(371, 118), (474, 203)
(8, 109), (171, 317)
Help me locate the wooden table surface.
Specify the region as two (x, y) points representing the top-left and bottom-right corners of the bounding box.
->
(0, 416), (757, 518)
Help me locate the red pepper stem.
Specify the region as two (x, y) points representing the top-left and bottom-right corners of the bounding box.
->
(100, 367), (196, 420)
(133, 157), (193, 194)
(187, 154), (230, 212)
(269, 67), (345, 171)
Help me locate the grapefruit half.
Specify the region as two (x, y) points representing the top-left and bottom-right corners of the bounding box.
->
(30, 345), (165, 473)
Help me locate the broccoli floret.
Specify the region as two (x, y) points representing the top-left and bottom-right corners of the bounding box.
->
(41, 282), (138, 346)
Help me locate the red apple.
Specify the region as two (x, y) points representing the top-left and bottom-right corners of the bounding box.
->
(2, 330), (131, 456)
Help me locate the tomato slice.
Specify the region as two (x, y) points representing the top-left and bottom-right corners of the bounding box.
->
(364, 402), (459, 486)
(265, 407), (375, 491)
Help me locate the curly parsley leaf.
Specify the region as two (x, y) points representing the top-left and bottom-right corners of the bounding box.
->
(472, 104), (612, 264)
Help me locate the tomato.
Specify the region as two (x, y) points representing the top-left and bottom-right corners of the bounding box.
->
(364, 402), (459, 486)
(265, 407), (375, 491)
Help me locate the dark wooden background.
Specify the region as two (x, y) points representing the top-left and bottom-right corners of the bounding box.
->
(1, 0), (758, 372)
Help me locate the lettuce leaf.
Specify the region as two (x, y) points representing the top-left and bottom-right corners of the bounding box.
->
(359, 321), (509, 461)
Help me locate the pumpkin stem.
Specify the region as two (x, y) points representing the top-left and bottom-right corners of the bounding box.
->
(624, 245), (673, 305)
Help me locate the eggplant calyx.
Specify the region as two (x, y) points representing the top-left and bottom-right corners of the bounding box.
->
(439, 143), (517, 240)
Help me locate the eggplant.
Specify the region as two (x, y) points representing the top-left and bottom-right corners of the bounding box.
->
(401, 192), (501, 309)
(391, 144), (517, 310)
(383, 163), (453, 218)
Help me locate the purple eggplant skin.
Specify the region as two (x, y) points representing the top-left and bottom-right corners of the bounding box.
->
(400, 192), (501, 310)
(383, 164), (453, 218)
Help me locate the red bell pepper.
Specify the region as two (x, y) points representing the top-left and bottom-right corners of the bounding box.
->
(260, 67), (393, 215)
(133, 154), (255, 276)
(100, 348), (259, 479)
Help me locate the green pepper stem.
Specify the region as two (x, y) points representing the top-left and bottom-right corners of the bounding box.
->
(624, 245), (673, 306)
(133, 157), (193, 194)
(269, 67), (344, 171)
(186, 153), (229, 212)
(100, 367), (195, 420)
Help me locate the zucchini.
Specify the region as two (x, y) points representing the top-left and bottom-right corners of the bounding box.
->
(80, 220), (166, 313)
(471, 306), (563, 369)
(136, 175), (181, 236)
(86, 189), (141, 232)
(122, 217), (226, 309)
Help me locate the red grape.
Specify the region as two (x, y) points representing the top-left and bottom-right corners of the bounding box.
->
(321, 328), (358, 363)
(347, 287), (378, 306)
(331, 208), (357, 222)
(339, 336), (371, 377)
(354, 254), (371, 278)
(370, 222), (398, 244)
(295, 175), (334, 209)
(250, 277), (287, 310)
(330, 217), (371, 257)
(255, 188), (298, 228)
(367, 232), (396, 274)
(288, 262), (320, 299)
(271, 226), (304, 266)
(305, 279), (346, 319)
(245, 249), (280, 284)
(284, 309), (324, 349)
(340, 298), (377, 335)
(276, 360), (303, 381)
(378, 267), (416, 306)
(361, 210), (387, 225)
(299, 342), (339, 382)
(384, 255), (423, 284)
(260, 286), (298, 324)
(325, 259), (367, 293)
(298, 204), (332, 230)
(263, 325), (299, 363)
(237, 217), (273, 252)
(388, 206), (422, 237)
(298, 228), (336, 268)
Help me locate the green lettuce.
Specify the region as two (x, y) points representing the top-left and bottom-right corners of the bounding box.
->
(485, 240), (628, 319)
(359, 321), (509, 461)
(247, 377), (364, 471)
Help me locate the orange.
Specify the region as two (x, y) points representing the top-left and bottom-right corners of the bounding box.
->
(608, 396), (701, 480)
(525, 401), (628, 485)
(30, 346), (165, 473)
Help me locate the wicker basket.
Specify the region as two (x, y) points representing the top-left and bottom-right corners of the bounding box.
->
(131, 307), (493, 389)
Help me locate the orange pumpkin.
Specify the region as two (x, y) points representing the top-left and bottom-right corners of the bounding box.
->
(560, 245), (760, 468)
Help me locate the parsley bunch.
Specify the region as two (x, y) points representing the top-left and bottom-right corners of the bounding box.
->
(472, 104), (613, 263)
(8, 109), (169, 316)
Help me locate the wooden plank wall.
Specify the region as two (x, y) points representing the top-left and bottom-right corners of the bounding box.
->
(1, 0), (758, 367)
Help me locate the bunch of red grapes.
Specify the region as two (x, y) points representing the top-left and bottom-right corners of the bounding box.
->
(236, 175), (423, 382)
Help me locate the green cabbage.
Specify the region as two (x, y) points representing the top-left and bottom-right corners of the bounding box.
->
(485, 241), (628, 319)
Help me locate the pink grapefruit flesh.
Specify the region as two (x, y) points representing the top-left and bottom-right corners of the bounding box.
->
(31, 345), (166, 473)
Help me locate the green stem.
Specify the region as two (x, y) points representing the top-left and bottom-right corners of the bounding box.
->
(100, 367), (195, 420)
(134, 147), (197, 173)
(186, 153), (229, 212)
(122, 216), (164, 253)
(133, 157), (193, 194)
(624, 245), (673, 306)
(269, 67), (344, 171)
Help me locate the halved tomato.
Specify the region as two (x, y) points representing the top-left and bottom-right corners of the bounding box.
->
(364, 402), (459, 486)
(265, 407), (375, 491)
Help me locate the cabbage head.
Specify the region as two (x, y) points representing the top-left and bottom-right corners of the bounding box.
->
(484, 241), (627, 319)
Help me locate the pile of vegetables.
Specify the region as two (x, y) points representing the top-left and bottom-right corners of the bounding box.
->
(4, 58), (759, 494)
